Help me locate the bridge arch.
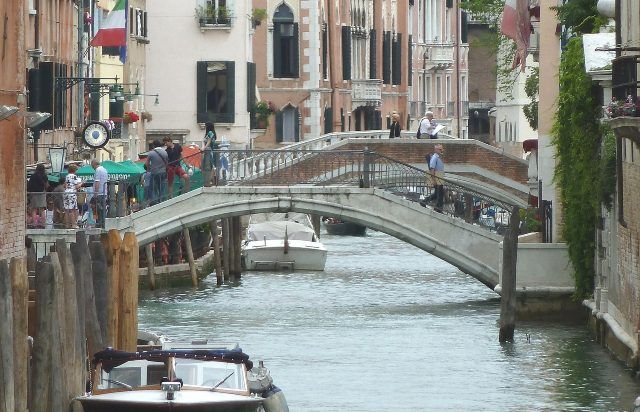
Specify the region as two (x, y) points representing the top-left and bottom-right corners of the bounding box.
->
(129, 187), (502, 289)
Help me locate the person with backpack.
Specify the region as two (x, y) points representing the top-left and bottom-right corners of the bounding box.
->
(145, 140), (169, 205)
(420, 144), (445, 213)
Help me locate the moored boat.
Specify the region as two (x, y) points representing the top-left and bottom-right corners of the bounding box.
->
(75, 342), (288, 412)
(242, 213), (327, 271)
(321, 217), (367, 236)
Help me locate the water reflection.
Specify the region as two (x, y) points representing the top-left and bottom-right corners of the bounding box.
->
(139, 230), (639, 411)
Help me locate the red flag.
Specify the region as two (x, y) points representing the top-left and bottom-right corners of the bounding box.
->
(501, 0), (531, 72)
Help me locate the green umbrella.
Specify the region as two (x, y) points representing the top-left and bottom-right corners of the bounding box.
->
(76, 160), (143, 182)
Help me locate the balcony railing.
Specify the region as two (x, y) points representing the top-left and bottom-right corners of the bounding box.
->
(612, 54), (640, 102)
(351, 79), (382, 106)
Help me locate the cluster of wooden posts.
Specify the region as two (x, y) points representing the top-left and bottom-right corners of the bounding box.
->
(144, 217), (244, 289)
(0, 230), (140, 412)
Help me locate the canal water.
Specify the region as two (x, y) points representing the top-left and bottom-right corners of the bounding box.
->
(139, 230), (639, 411)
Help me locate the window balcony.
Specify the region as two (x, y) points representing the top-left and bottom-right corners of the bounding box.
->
(607, 55), (640, 144)
(416, 43), (455, 70)
(351, 79), (382, 108)
(195, 3), (233, 30)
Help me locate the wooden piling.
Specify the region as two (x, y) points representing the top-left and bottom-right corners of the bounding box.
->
(0, 260), (16, 412)
(499, 205), (520, 343)
(105, 230), (122, 348)
(49, 252), (67, 411)
(10, 258), (28, 412)
(118, 232), (140, 352)
(211, 219), (223, 286)
(55, 239), (85, 398)
(31, 261), (53, 412)
(227, 218), (237, 277)
(89, 240), (109, 348)
(145, 243), (156, 290)
(233, 216), (243, 277)
(222, 218), (230, 282)
(311, 214), (321, 239)
(71, 232), (103, 359)
(183, 228), (199, 287)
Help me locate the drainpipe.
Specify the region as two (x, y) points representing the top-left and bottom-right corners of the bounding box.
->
(327, 0), (341, 131)
(77, 0), (85, 128)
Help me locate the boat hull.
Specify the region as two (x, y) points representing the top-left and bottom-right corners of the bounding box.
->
(77, 389), (263, 412)
(323, 221), (367, 236)
(242, 239), (327, 271)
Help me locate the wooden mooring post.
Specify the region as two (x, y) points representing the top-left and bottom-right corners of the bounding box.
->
(222, 218), (231, 282)
(0, 260), (16, 412)
(183, 228), (199, 287)
(233, 216), (242, 277)
(311, 214), (321, 239)
(499, 205), (520, 343)
(145, 243), (157, 290)
(211, 219), (223, 286)
(118, 232), (139, 351)
(10, 257), (28, 412)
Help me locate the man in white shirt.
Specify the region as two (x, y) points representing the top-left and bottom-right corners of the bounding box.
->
(92, 159), (108, 225)
(417, 110), (439, 139)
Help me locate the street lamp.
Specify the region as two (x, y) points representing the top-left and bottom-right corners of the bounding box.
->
(49, 146), (67, 175)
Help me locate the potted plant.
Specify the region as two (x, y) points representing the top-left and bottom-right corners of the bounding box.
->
(141, 112), (153, 122)
(216, 5), (230, 25)
(123, 112), (140, 124)
(195, 3), (216, 25)
(251, 8), (267, 28)
(252, 100), (276, 129)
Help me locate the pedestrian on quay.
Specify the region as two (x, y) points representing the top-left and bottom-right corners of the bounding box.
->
(146, 140), (169, 205)
(63, 164), (83, 228)
(417, 110), (439, 139)
(51, 176), (66, 228)
(421, 144), (445, 213)
(163, 136), (190, 197)
(27, 163), (49, 222)
(389, 111), (401, 139)
(91, 159), (108, 225)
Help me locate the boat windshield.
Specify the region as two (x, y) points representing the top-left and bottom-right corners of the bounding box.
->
(98, 360), (167, 389)
(175, 358), (247, 391)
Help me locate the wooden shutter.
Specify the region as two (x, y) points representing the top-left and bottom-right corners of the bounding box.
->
(324, 106), (333, 133)
(247, 62), (256, 112)
(196, 61), (208, 123)
(382, 31), (390, 84)
(130, 7), (134, 34)
(293, 23), (300, 78)
(143, 11), (148, 37)
(340, 108), (345, 132)
(222, 61), (235, 123)
(39, 62), (54, 130)
(446, 0), (453, 8)
(369, 29), (376, 79)
(392, 34), (402, 85)
(375, 110), (382, 129)
(273, 23), (282, 77)
(408, 35), (413, 86)
(275, 111), (283, 142)
(461, 12), (468, 44)
(342, 26), (351, 80)
(294, 107), (300, 142)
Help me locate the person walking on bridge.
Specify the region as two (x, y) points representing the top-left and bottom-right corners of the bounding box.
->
(163, 136), (190, 197)
(421, 144), (445, 213)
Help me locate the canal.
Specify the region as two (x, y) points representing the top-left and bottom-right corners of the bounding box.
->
(139, 229), (639, 411)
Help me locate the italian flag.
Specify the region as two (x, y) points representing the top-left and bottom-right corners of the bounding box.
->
(90, 0), (127, 47)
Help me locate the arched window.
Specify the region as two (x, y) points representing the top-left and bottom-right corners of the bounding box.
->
(275, 104), (300, 143)
(273, 4), (299, 78)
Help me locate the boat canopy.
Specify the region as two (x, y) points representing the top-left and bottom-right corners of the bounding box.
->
(247, 221), (316, 242)
(93, 348), (253, 372)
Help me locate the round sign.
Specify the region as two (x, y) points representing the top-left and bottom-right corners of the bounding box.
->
(82, 121), (111, 149)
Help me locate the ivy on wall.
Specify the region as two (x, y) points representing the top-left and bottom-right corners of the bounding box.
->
(552, 36), (612, 298)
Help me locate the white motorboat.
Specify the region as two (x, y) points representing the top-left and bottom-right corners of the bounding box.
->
(75, 340), (288, 412)
(242, 213), (327, 271)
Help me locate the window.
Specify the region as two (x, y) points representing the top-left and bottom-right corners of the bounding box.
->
(273, 4), (299, 78)
(436, 75), (442, 104)
(425, 74), (432, 104)
(129, 8), (147, 38)
(196, 61), (235, 123)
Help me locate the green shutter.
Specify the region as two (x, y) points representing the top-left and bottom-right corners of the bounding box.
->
(446, 0), (453, 8)
(39, 62), (54, 130)
(223, 61), (235, 123)
(392, 34), (402, 85)
(369, 29), (377, 79)
(293, 23), (300, 78)
(408, 35), (413, 86)
(247, 62), (256, 112)
(383, 32), (390, 84)
(342, 26), (351, 80)
(196, 61), (208, 123)
(461, 12), (468, 44)
(275, 111), (283, 142)
(273, 23), (282, 77)
(294, 107), (300, 142)
(322, 25), (328, 79)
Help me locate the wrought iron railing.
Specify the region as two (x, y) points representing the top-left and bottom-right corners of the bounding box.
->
(612, 55), (639, 103)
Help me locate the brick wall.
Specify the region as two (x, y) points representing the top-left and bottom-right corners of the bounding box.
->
(614, 159), (640, 331)
(0, 119), (26, 261)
